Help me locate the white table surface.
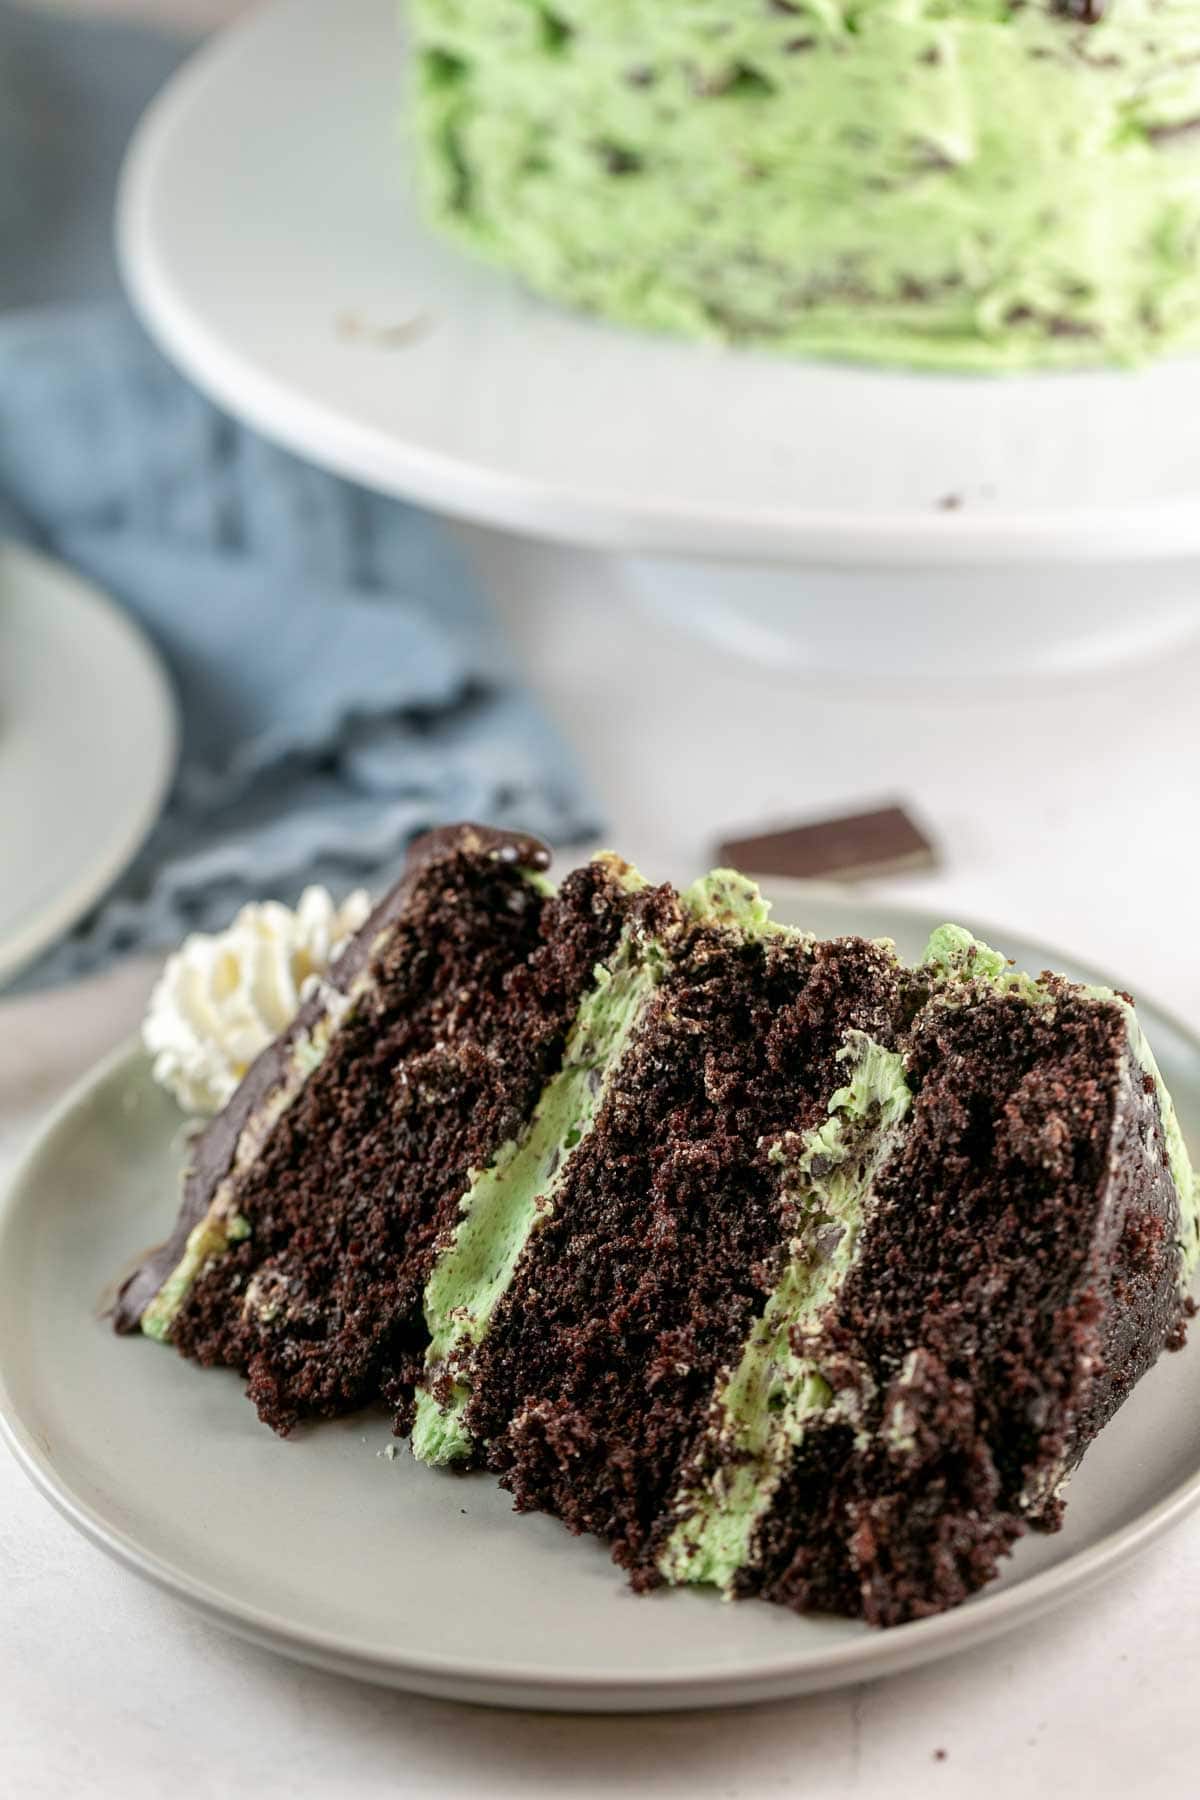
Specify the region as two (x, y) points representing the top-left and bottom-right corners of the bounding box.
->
(6, 525), (1200, 1796)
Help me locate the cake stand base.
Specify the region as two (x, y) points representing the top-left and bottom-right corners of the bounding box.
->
(625, 559), (1200, 679)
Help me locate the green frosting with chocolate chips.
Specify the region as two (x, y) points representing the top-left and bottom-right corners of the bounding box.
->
(410, 0), (1200, 369)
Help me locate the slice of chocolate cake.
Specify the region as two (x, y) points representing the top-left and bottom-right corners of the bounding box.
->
(118, 833), (1198, 1624)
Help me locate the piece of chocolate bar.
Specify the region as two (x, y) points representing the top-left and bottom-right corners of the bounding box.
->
(718, 804), (937, 884)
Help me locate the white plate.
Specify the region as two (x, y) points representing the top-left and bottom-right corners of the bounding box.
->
(117, 0), (1200, 568)
(0, 541), (177, 987)
(3, 890), (1200, 1711)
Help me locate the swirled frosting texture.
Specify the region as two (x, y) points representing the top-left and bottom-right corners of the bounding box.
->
(143, 887), (372, 1114)
(411, 0), (1200, 368)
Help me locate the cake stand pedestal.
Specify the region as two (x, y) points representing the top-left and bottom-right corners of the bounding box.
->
(624, 560), (1200, 678)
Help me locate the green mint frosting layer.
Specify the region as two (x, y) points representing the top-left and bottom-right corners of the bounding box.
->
(681, 869), (810, 943)
(658, 1030), (912, 1593)
(410, 0), (1200, 370)
(141, 1212), (251, 1344)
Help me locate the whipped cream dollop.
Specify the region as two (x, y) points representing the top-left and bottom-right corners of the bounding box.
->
(143, 886), (373, 1115)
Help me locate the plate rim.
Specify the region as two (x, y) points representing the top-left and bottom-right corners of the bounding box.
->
(116, 0), (1200, 570)
(4, 894), (1200, 1709)
(0, 540), (178, 986)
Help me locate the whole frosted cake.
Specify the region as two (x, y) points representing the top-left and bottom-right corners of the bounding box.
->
(409, 0), (1200, 369)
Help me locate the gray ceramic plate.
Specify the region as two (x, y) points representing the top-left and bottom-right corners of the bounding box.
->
(0, 540), (177, 985)
(3, 890), (1200, 1712)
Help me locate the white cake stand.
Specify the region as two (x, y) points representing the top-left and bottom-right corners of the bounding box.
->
(118, 0), (1200, 676)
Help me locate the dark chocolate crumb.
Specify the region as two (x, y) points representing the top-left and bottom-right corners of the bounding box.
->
(599, 143), (642, 175)
(1146, 116), (1200, 147)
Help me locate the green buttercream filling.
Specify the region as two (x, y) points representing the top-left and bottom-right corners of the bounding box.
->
(658, 1030), (912, 1593)
(412, 901), (664, 1466)
(141, 1214), (241, 1344)
(589, 849), (654, 897)
(682, 868), (785, 939)
(922, 921), (1043, 1000)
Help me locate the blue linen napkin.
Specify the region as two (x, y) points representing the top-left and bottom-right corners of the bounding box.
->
(0, 3), (600, 990)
